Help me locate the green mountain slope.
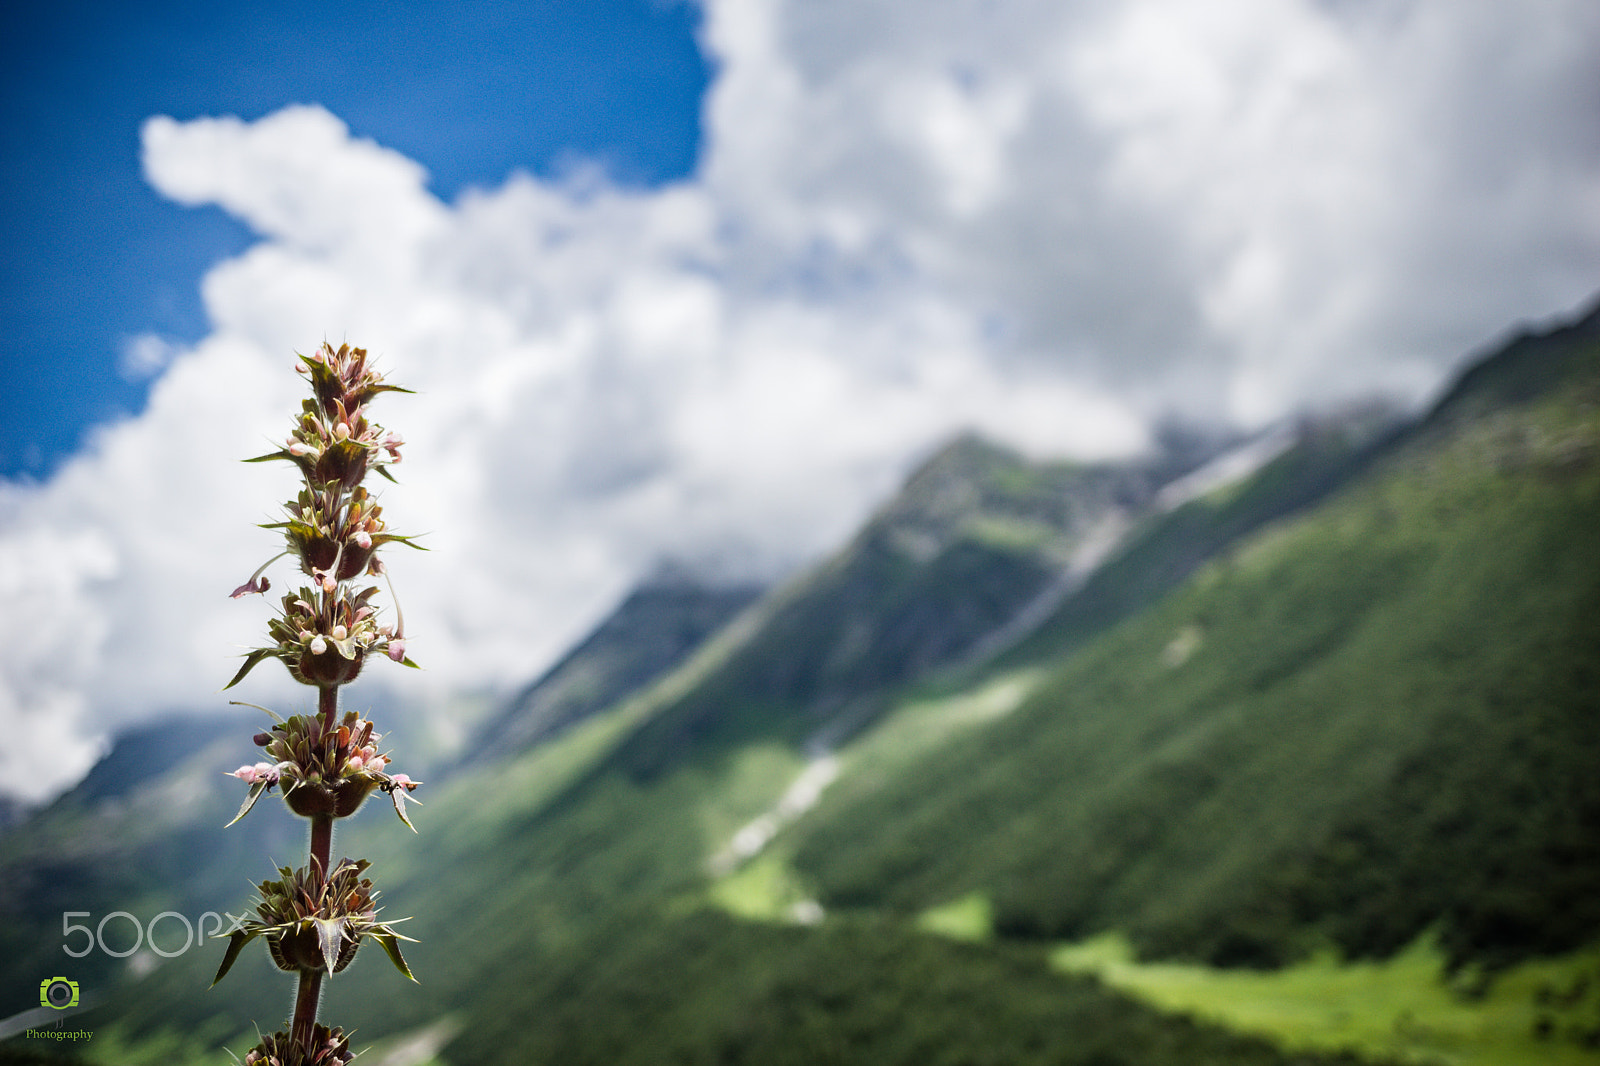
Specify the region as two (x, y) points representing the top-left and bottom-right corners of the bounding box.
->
(791, 301), (1600, 971)
(375, 297), (1595, 1064)
(59, 694), (1375, 1066)
(4, 301), (1596, 1065)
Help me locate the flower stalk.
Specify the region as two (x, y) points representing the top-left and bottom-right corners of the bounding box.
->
(216, 343), (423, 1065)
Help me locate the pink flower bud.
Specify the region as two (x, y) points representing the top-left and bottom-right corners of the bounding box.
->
(321, 573), (336, 593)
(228, 763), (279, 785)
(332, 624), (347, 640)
(310, 636), (328, 656)
(354, 531), (372, 550)
(335, 422), (351, 440)
(229, 576), (270, 599)
(347, 754), (365, 771)
(288, 441), (311, 457)
(386, 639), (407, 663)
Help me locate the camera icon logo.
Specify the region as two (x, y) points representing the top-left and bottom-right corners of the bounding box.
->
(40, 977), (79, 1010)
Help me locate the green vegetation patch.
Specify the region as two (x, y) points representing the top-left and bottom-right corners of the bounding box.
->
(1053, 932), (1600, 1066)
(706, 849), (819, 924)
(916, 891), (995, 943)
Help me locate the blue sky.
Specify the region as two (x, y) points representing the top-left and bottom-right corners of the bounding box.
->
(1, 0), (1596, 803)
(0, 0), (709, 475)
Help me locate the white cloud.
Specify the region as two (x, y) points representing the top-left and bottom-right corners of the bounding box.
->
(1, 0), (1597, 803)
(119, 333), (181, 380)
(706, 0), (1599, 416)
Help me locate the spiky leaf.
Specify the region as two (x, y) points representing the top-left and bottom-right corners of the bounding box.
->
(370, 929), (419, 983)
(372, 532), (428, 551)
(211, 929), (258, 988)
(224, 778), (272, 828)
(223, 648), (278, 691)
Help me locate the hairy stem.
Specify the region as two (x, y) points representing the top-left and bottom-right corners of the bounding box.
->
(297, 682), (342, 1054)
(292, 968), (323, 1051)
(309, 815), (333, 882)
(317, 683), (339, 741)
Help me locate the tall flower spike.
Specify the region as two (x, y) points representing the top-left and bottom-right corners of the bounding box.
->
(219, 342), (423, 1064)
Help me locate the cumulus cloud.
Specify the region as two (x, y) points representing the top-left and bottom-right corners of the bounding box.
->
(2, 0), (1597, 802)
